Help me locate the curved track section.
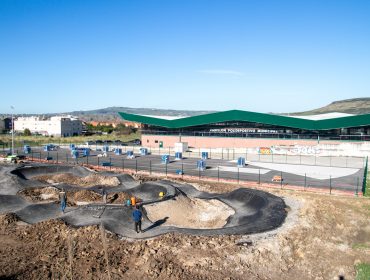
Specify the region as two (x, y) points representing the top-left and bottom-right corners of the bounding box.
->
(0, 164), (287, 239)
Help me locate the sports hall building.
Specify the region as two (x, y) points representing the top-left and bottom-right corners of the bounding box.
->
(119, 110), (370, 148)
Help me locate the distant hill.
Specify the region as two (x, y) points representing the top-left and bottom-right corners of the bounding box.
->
(65, 107), (215, 122)
(291, 98), (370, 115)
(2, 98), (369, 121)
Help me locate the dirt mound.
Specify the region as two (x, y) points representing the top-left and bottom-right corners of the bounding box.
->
(33, 173), (120, 187)
(0, 213), (19, 226)
(71, 190), (102, 203)
(18, 186), (60, 202)
(144, 196), (235, 229)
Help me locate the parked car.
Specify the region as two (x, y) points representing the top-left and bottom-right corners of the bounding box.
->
(133, 139), (141, 145)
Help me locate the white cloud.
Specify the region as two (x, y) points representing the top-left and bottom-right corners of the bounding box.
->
(197, 69), (245, 76)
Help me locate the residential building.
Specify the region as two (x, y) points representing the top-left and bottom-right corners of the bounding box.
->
(14, 116), (83, 137)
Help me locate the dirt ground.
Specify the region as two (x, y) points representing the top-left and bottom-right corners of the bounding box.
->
(144, 196), (235, 229)
(33, 173), (120, 187)
(18, 187), (132, 206)
(18, 186), (60, 202)
(1, 180), (370, 279)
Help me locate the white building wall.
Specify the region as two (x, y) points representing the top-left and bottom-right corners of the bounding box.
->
(14, 116), (82, 137)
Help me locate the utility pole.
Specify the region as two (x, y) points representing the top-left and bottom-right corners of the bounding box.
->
(11, 106), (15, 155)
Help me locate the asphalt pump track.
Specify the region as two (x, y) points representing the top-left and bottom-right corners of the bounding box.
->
(0, 163), (287, 239)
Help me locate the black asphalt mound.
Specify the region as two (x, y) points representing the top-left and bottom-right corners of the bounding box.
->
(15, 203), (61, 224)
(0, 195), (30, 213)
(11, 164), (92, 179)
(129, 182), (170, 201)
(2, 164), (287, 239)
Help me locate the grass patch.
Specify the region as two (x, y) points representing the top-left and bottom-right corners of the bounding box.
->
(0, 132), (141, 148)
(365, 171), (370, 197)
(356, 263), (370, 280)
(352, 243), (370, 250)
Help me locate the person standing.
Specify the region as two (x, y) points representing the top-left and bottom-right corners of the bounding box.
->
(59, 188), (67, 213)
(132, 205), (143, 233)
(102, 187), (107, 204)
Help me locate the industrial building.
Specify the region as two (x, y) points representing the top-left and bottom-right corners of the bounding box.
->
(14, 116), (83, 137)
(119, 110), (370, 149)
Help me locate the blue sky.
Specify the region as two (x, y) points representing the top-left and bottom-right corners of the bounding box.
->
(0, 0), (369, 114)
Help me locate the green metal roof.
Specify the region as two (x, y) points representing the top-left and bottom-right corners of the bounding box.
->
(118, 110), (370, 130)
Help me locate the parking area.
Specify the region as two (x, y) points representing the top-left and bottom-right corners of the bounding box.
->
(6, 146), (365, 195)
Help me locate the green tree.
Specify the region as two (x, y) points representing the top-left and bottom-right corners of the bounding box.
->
(23, 128), (31, 136)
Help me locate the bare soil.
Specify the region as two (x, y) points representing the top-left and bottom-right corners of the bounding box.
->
(18, 186), (60, 202)
(144, 196), (235, 229)
(1, 181), (370, 279)
(33, 173), (120, 187)
(18, 187), (132, 205)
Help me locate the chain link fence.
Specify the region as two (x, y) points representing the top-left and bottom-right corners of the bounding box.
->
(1, 146), (364, 196)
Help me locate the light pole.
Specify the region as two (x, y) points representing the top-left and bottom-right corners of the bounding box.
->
(11, 106), (15, 155)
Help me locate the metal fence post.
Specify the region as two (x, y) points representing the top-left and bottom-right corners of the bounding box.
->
(135, 159), (138, 173)
(237, 167), (239, 184)
(181, 162), (184, 178)
(329, 175), (332, 194)
(86, 154), (88, 165)
(218, 166), (220, 182)
(258, 169), (261, 185)
(165, 162), (168, 177)
(97, 156), (99, 166)
(150, 160), (152, 175)
(280, 171), (283, 189)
